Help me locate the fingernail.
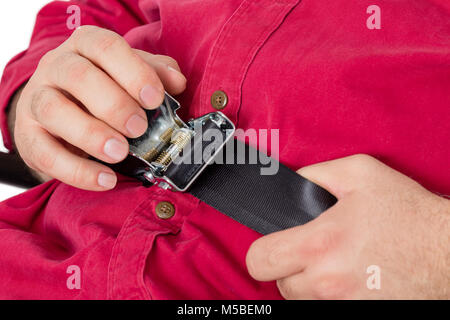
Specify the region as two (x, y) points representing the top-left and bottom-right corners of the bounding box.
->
(126, 114), (148, 137)
(140, 84), (163, 109)
(98, 172), (117, 189)
(104, 138), (128, 161)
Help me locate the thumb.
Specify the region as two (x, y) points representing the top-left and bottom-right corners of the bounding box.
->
(297, 154), (378, 199)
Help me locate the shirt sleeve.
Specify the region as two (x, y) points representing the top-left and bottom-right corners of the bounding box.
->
(0, 0), (145, 152)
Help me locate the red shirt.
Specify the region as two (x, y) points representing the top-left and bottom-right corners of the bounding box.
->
(0, 0), (449, 299)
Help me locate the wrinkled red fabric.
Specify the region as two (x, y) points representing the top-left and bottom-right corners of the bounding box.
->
(0, 0), (449, 299)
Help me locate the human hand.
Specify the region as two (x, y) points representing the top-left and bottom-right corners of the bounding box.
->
(13, 25), (186, 190)
(246, 155), (449, 299)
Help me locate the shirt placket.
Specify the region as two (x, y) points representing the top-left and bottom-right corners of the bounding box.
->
(107, 186), (200, 300)
(198, 0), (301, 126)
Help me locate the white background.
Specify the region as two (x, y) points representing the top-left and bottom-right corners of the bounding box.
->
(0, 0), (53, 200)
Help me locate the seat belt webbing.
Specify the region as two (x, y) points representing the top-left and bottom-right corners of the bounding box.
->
(188, 139), (337, 235)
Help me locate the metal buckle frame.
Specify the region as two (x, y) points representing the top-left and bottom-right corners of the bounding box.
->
(126, 93), (235, 191)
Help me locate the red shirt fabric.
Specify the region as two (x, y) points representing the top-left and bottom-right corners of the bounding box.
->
(0, 0), (449, 299)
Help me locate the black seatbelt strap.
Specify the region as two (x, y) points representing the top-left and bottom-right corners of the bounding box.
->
(188, 139), (337, 235)
(116, 138), (337, 235)
(109, 94), (337, 235)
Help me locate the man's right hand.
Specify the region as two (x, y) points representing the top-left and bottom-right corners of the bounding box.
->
(12, 25), (187, 191)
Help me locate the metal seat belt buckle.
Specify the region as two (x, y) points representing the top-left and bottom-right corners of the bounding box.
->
(123, 93), (236, 191)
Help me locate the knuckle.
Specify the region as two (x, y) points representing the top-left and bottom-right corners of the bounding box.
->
(38, 50), (57, 68)
(94, 31), (123, 55)
(71, 25), (97, 44)
(79, 122), (103, 146)
(70, 158), (89, 187)
(70, 25), (84, 40)
(64, 56), (92, 83)
(30, 88), (56, 121)
(350, 154), (379, 171)
(72, 26), (127, 58)
(246, 236), (290, 281)
(34, 144), (56, 171)
(306, 228), (341, 258)
(154, 54), (179, 68)
(247, 236), (291, 281)
(277, 278), (296, 300)
(129, 60), (163, 90)
(96, 97), (140, 132)
(52, 52), (90, 84)
(312, 274), (353, 300)
(131, 70), (158, 90)
(266, 238), (290, 268)
(347, 154), (384, 183)
(104, 94), (132, 121)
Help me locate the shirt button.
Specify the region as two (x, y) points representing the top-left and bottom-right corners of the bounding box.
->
(211, 90), (228, 110)
(155, 201), (175, 219)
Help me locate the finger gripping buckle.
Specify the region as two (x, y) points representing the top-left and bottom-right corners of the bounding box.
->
(125, 93), (235, 191)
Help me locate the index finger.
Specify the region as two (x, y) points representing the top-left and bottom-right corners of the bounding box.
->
(246, 204), (342, 281)
(65, 25), (165, 109)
